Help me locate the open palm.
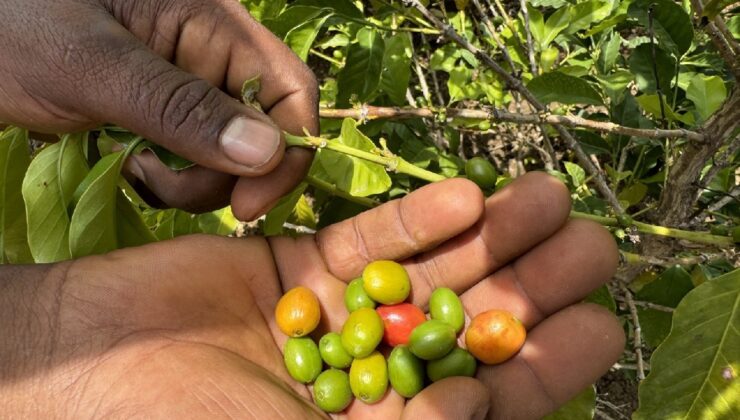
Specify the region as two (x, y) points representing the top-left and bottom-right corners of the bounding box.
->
(3, 173), (624, 419)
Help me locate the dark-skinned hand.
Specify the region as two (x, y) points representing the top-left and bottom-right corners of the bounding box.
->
(0, 174), (625, 419)
(0, 0), (318, 217)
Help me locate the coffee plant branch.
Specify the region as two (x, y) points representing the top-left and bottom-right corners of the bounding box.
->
(619, 283), (646, 381)
(285, 131), (734, 248)
(689, 0), (740, 79)
(318, 106), (705, 141)
(403, 0), (626, 218)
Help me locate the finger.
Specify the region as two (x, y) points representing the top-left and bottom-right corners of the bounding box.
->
(477, 304), (624, 420)
(176, 3), (319, 135)
(117, 0), (319, 136)
(55, 15), (285, 177)
(124, 152), (236, 213)
(403, 172), (572, 304)
(317, 178), (485, 280)
(231, 148), (314, 221)
(460, 219), (619, 327)
(402, 377), (490, 420)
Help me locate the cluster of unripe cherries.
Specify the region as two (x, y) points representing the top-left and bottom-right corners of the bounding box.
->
(275, 260), (526, 413)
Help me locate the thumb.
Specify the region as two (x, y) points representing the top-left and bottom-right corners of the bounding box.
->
(81, 19), (284, 177)
(402, 377), (490, 420)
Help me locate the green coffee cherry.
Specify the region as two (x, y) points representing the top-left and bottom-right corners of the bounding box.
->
(429, 287), (465, 333)
(465, 157), (498, 190)
(409, 320), (457, 360)
(283, 337), (322, 384)
(319, 332), (353, 369)
(341, 307), (384, 358)
(388, 346), (425, 398)
(426, 347), (477, 382)
(313, 369), (353, 413)
(345, 278), (376, 312)
(349, 351), (388, 404)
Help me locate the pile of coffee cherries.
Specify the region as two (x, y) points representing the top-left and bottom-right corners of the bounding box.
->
(275, 260), (526, 413)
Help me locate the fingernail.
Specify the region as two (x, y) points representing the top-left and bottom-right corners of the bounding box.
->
(221, 117), (281, 168)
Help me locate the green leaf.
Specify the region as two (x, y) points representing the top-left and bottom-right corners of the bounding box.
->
(628, 44), (676, 94)
(528, 0), (568, 8)
(564, 0), (613, 35)
(379, 33), (413, 105)
(634, 268), (740, 420)
(597, 31), (622, 74)
(618, 182), (648, 207)
(264, 6), (327, 38)
(317, 119), (392, 197)
(687, 75), (728, 122)
(544, 385), (596, 420)
(22, 134), (89, 263)
(294, 0), (362, 18)
(527, 71), (604, 105)
(199, 207), (239, 236)
(336, 28), (385, 107)
(596, 70), (633, 105)
(264, 183), (308, 236)
(527, 6), (570, 50)
(240, 0), (286, 21)
(116, 191), (156, 248)
(703, 0), (736, 19)
(636, 266), (694, 348)
(69, 151), (127, 258)
(628, 0), (693, 56)
(290, 194), (316, 229)
(564, 162), (586, 187)
(285, 13), (333, 61)
(0, 127), (33, 263)
(636, 94), (695, 125)
(585, 285), (617, 313)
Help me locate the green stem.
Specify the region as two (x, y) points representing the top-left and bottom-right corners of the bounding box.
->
(310, 49), (343, 67)
(285, 133), (446, 184)
(306, 175), (379, 208)
(570, 211), (734, 247)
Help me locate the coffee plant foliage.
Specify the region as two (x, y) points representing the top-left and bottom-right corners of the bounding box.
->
(1, 0), (739, 418)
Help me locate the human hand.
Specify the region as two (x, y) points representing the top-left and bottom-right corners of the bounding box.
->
(0, 0), (317, 216)
(0, 174), (625, 419)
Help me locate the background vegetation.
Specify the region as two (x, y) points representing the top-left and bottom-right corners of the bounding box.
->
(1, 0), (739, 418)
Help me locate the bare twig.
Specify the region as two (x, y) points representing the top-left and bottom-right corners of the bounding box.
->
(690, 0), (740, 78)
(620, 284), (646, 381)
(319, 106), (705, 141)
(620, 251), (722, 267)
(706, 186), (740, 213)
(597, 398), (631, 420)
(518, 0), (538, 75)
(696, 134), (740, 196)
(615, 295), (674, 313)
(404, 0), (626, 216)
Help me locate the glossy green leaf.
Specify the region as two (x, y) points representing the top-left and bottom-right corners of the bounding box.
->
(628, 44), (676, 94)
(379, 33), (413, 105)
(564, 0), (613, 35)
(317, 119), (392, 197)
(527, 6), (570, 50)
(564, 162), (586, 187)
(294, 0), (362, 18)
(527, 72), (604, 105)
(285, 13), (333, 61)
(337, 28), (385, 107)
(116, 190), (156, 248)
(703, 0), (736, 19)
(264, 6), (326, 38)
(687, 75), (728, 122)
(636, 94), (695, 125)
(0, 127), (33, 263)
(628, 0), (693, 56)
(597, 31), (622, 74)
(618, 183), (648, 207)
(597, 70), (633, 105)
(585, 285), (617, 313)
(69, 151), (126, 258)
(199, 207), (239, 236)
(290, 194), (317, 229)
(636, 266), (694, 348)
(634, 269), (740, 420)
(264, 183), (308, 236)
(240, 0), (286, 21)
(544, 385), (596, 420)
(22, 134), (89, 263)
